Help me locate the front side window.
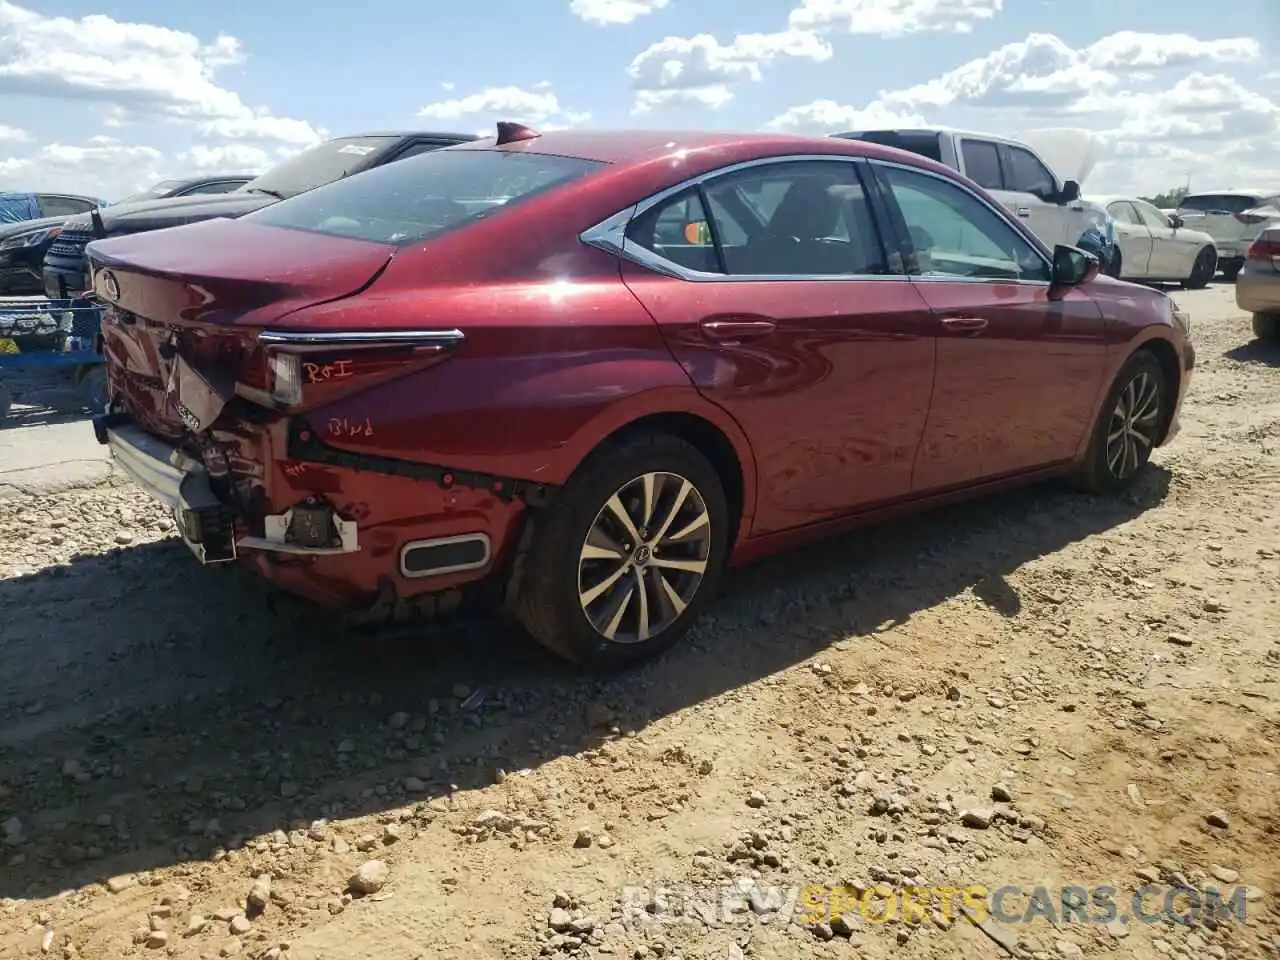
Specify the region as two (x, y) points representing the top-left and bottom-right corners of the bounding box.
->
(1107, 201), (1141, 226)
(960, 140), (1003, 191)
(1132, 200), (1172, 230)
(1002, 146), (1057, 199)
(626, 160), (888, 277)
(247, 148), (603, 246)
(38, 195), (98, 217)
(876, 163), (1051, 283)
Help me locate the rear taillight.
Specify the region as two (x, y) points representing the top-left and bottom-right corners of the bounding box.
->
(1247, 237), (1280, 270)
(238, 329), (466, 412)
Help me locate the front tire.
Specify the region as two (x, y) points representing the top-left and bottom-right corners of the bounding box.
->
(516, 433), (731, 671)
(1104, 249), (1123, 279)
(1182, 247), (1216, 289)
(1254, 312), (1280, 342)
(1074, 351), (1167, 494)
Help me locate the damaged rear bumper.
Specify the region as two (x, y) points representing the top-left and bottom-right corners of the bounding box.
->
(93, 411), (359, 564)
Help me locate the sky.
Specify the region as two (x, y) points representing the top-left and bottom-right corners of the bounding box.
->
(0, 0), (1277, 200)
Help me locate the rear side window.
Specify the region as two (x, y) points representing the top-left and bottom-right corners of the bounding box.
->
(246, 149), (604, 246)
(960, 140), (1003, 191)
(1180, 194), (1262, 214)
(180, 180), (248, 196)
(839, 131), (945, 164)
(626, 159), (889, 277)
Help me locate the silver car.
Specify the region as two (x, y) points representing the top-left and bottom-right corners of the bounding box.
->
(1175, 189), (1280, 281)
(1236, 225), (1280, 341)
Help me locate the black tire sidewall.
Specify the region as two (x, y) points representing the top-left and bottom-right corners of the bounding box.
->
(1105, 250), (1122, 279)
(1080, 351), (1166, 493)
(523, 435), (731, 670)
(1185, 248), (1214, 289)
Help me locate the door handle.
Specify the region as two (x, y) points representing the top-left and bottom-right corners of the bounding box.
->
(1015, 207), (1031, 218)
(940, 316), (989, 333)
(699, 316), (777, 341)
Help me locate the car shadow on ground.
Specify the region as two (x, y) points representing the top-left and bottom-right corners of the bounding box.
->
(1225, 338), (1280, 368)
(0, 368), (91, 429)
(0, 466), (1172, 899)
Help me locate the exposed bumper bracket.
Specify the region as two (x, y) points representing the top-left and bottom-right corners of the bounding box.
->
(284, 416), (557, 507)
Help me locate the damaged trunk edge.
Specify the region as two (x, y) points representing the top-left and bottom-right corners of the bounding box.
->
(86, 220), (558, 627)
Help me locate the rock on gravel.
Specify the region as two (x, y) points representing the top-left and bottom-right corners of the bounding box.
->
(247, 874), (272, 911)
(348, 860), (390, 895)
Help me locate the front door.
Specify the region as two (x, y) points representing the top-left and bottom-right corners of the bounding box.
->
(1131, 198), (1192, 278)
(617, 157), (938, 535)
(995, 142), (1071, 249)
(1107, 200), (1154, 278)
(868, 160), (1110, 490)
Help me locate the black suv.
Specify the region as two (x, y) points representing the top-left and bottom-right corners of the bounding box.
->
(42, 131), (479, 300)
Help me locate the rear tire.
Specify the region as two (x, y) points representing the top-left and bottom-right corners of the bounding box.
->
(1182, 247), (1216, 290)
(77, 364), (108, 414)
(1221, 261), (1242, 282)
(516, 433), (731, 671)
(0, 383), (10, 425)
(1073, 351), (1167, 495)
(1253, 312), (1280, 342)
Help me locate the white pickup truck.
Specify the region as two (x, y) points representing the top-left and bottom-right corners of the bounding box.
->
(829, 126), (1117, 269)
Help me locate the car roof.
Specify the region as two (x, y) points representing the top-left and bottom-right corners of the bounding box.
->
(444, 128), (908, 166)
(1090, 195), (1157, 207)
(334, 130), (481, 142)
(1183, 188), (1276, 198)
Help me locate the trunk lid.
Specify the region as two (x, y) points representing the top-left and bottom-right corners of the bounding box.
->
(89, 217), (397, 441)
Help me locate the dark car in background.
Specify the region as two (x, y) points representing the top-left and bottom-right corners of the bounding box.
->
(43, 132), (479, 300)
(0, 178), (254, 297)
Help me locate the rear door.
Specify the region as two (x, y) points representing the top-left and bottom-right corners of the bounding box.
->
(1106, 200), (1154, 277)
(615, 156), (938, 534)
(867, 159), (1108, 488)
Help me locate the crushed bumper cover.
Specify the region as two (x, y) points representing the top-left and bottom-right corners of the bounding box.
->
(94, 412), (360, 563)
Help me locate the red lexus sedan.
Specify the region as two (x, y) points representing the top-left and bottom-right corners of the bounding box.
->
(85, 123), (1194, 670)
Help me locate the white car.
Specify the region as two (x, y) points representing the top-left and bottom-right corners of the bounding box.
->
(1175, 189), (1280, 281)
(1090, 195), (1218, 288)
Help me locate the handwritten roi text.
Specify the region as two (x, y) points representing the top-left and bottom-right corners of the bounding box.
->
(327, 417), (374, 439)
(304, 359), (354, 383)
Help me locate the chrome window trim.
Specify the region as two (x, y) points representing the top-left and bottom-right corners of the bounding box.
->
(580, 152), (1056, 287)
(580, 154), (908, 284)
(866, 156), (1054, 287)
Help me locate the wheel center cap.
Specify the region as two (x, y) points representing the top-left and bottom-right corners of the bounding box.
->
(633, 545), (652, 565)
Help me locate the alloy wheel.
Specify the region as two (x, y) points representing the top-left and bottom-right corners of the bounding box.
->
(577, 472), (712, 644)
(1105, 370), (1161, 479)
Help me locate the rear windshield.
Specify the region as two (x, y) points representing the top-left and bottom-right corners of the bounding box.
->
(246, 148), (605, 246)
(117, 180), (184, 204)
(245, 136), (399, 199)
(1180, 194), (1265, 214)
(838, 131), (944, 163)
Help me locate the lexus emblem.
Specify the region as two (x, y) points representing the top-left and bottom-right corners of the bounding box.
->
(101, 270), (120, 302)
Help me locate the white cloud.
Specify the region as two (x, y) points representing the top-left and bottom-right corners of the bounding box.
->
(0, 137), (166, 197)
(569, 0), (670, 25)
(789, 0), (1003, 36)
(0, 124), (30, 142)
(628, 29), (832, 113)
(763, 30), (1278, 194)
(0, 1), (320, 146)
(417, 85), (591, 129)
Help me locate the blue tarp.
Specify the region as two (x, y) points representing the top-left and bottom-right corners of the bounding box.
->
(0, 192), (40, 224)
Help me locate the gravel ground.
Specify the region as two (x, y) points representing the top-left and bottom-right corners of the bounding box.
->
(1, 283), (1278, 960)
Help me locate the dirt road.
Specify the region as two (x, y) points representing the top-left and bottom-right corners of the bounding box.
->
(1, 284), (1277, 960)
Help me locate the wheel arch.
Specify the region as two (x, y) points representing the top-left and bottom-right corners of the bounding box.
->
(1131, 335), (1182, 446)
(556, 392), (758, 545)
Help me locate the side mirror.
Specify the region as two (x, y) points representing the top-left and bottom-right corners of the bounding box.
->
(1057, 180), (1081, 204)
(1051, 244), (1099, 290)
(1168, 214), (1184, 229)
